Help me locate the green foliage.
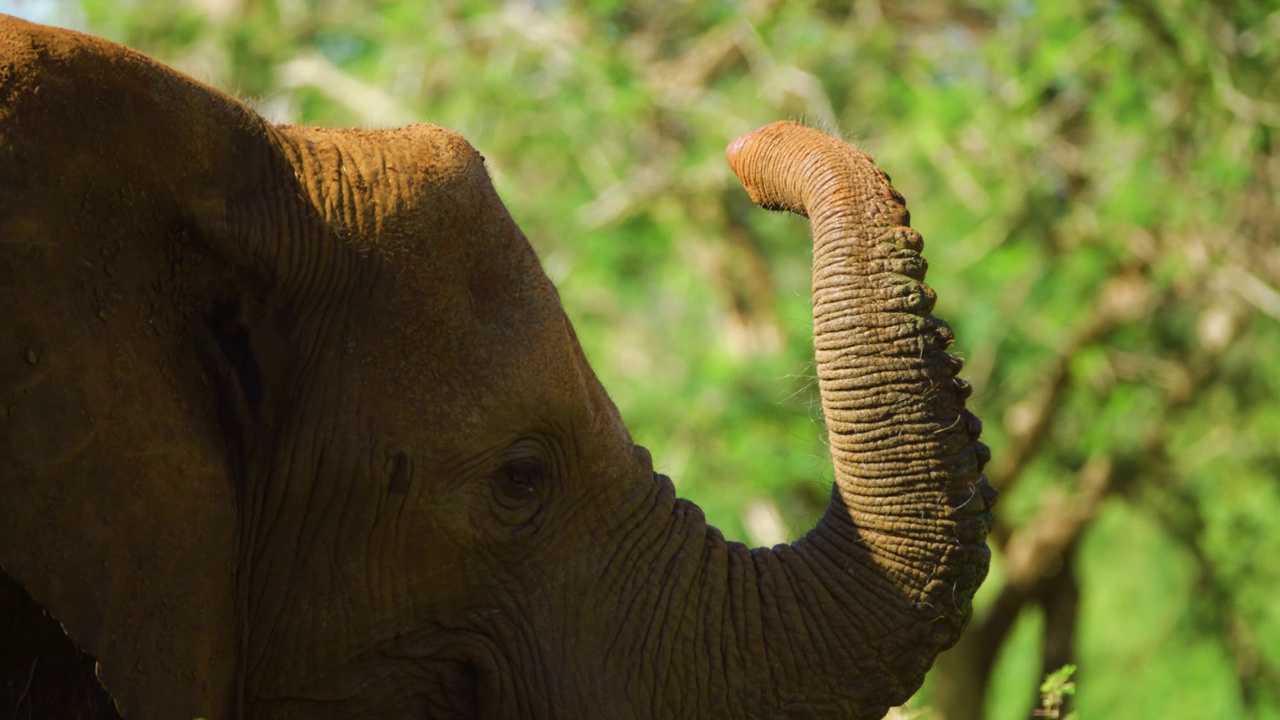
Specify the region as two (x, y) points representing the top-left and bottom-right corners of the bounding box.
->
(24, 0), (1280, 717)
(1036, 664), (1077, 720)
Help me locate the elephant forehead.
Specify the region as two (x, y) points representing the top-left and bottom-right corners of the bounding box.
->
(356, 265), (586, 435)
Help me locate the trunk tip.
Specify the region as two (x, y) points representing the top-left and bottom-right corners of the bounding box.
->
(725, 121), (810, 216)
(725, 133), (748, 163)
(724, 120), (799, 165)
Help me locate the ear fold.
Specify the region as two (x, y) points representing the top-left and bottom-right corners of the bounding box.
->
(0, 17), (297, 718)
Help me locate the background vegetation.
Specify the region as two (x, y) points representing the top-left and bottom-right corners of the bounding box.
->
(12, 0), (1279, 716)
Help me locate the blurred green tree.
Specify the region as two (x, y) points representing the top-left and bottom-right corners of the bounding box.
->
(25, 0), (1280, 716)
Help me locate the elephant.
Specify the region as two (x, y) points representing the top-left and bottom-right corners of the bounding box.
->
(0, 14), (995, 720)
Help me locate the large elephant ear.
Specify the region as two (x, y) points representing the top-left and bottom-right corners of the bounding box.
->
(0, 16), (296, 718)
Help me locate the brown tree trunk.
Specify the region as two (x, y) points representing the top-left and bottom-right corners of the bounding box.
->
(1040, 545), (1080, 680)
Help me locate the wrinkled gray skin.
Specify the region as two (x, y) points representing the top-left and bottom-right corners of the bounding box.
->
(0, 15), (994, 720)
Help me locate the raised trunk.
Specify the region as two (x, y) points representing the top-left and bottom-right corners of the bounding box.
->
(712, 122), (995, 715)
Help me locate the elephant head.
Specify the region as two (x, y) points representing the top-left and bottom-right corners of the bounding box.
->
(0, 15), (994, 720)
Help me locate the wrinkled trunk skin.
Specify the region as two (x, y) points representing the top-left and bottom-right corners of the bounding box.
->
(712, 122), (996, 716)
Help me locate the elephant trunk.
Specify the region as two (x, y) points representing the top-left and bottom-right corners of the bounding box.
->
(724, 122), (994, 712)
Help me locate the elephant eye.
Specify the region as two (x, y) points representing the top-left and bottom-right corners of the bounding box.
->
(494, 459), (542, 504)
(488, 441), (549, 530)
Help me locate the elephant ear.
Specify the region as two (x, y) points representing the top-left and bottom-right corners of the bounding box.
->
(0, 17), (298, 718)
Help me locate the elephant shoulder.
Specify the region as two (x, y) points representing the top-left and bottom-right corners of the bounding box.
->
(1, 16), (140, 117)
(0, 15), (253, 157)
